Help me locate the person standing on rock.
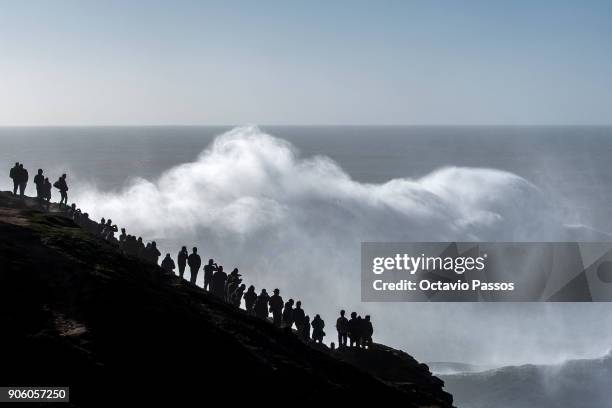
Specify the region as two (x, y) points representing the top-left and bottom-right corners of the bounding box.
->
(254, 289), (270, 319)
(187, 247), (201, 285)
(225, 268), (241, 301)
(118, 228), (127, 249)
(282, 299), (294, 329)
(311, 315), (325, 344)
(231, 284), (246, 307)
(203, 259), (217, 291)
(244, 285), (257, 314)
(9, 162), (20, 195)
(54, 174), (68, 208)
(33, 169), (45, 205)
(363, 315), (374, 349)
(147, 241), (161, 265)
(336, 310), (349, 348)
(348, 312), (359, 348)
(17, 164), (28, 198)
(43, 177), (52, 210)
(302, 315), (311, 340)
(268, 289), (284, 327)
(177, 246), (188, 280)
(293, 301), (305, 333)
(211, 265), (227, 299)
(161, 253), (175, 274)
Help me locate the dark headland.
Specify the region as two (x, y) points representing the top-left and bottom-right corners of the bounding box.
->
(0, 191), (454, 407)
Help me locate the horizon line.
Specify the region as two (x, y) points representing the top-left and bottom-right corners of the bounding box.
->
(1, 124), (612, 128)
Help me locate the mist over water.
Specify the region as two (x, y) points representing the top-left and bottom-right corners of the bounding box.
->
(2, 125), (612, 365)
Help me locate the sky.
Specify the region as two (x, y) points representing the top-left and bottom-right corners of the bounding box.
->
(1, 0), (612, 126)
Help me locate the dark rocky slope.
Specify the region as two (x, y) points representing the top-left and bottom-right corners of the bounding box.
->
(0, 191), (453, 407)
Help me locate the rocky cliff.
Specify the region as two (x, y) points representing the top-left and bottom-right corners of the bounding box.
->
(0, 191), (453, 407)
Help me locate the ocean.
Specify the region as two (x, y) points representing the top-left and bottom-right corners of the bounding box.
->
(2, 125), (612, 368)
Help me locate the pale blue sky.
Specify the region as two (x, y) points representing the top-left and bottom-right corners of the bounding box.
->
(1, 0), (611, 125)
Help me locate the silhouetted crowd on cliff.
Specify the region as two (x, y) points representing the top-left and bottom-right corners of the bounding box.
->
(8, 161), (374, 350)
(10, 163), (69, 210)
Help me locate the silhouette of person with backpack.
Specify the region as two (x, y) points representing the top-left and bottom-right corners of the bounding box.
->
(161, 253), (175, 273)
(54, 174), (68, 208)
(244, 285), (257, 314)
(203, 259), (217, 291)
(293, 301), (305, 333)
(268, 289), (284, 327)
(187, 247), (201, 285)
(336, 310), (349, 348)
(311, 315), (325, 344)
(9, 162), (19, 195)
(148, 241), (161, 265)
(177, 246), (188, 280)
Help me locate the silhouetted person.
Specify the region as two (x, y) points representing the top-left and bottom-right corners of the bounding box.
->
(187, 247), (201, 285)
(54, 174), (68, 208)
(254, 289), (269, 319)
(124, 235), (137, 256)
(136, 237), (145, 258)
(268, 289), (284, 327)
(355, 315), (364, 348)
(363, 315), (373, 349)
(231, 284), (246, 308)
(330, 342), (336, 351)
(311, 315), (325, 344)
(98, 218), (105, 236)
(103, 219), (118, 240)
(161, 253), (175, 273)
(302, 315), (311, 340)
(293, 301), (305, 333)
(203, 259), (217, 291)
(148, 241), (161, 265)
(336, 310), (349, 348)
(33, 169), (44, 204)
(348, 312), (359, 348)
(282, 299), (294, 329)
(244, 285), (257, 314)
(43, 177), (52, 210)
(119, 228), (127, 247)
(177, 246), (188, 279)
(17, 164), (28, 197)
(9, 162), (19, 195)
(211, 265), (228, 299)
(225, 268), (242, 301)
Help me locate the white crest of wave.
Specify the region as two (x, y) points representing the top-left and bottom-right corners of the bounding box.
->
(75, 125), (562, 242)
